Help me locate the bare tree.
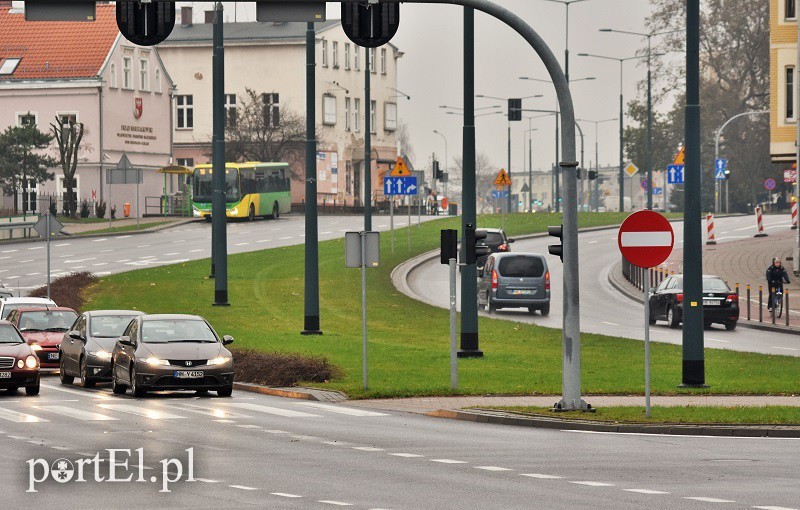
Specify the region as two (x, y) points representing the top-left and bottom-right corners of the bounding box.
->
(50, 118), (85, 218)
(452, 153), (497, 213)
(396, 121), (416, 164)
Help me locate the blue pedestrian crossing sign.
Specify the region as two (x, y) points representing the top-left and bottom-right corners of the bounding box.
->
(491, 190), (509, 199)
(667, 164), (684, 184)
(384, 176), (418, 196)
(714, 158), (727, 180)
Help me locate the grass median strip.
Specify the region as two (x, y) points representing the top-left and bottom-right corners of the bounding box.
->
(487, 406), (800, 425)
(81, 212), (800, 399)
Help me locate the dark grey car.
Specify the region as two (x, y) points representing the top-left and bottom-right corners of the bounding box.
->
(478, 252), (550, 315)
(59, 310), (145, 387)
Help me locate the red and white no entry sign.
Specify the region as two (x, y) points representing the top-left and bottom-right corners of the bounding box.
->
(618, 210), (674, 269)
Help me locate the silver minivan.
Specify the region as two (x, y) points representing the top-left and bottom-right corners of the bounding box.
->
(477, 252), (550, 315)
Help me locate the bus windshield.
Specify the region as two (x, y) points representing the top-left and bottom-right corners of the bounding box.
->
(192, 168), (240, 203)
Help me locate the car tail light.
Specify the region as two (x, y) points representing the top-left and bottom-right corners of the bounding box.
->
(726, 294), (738, 303)
(498, 244), (509, 252)
(491, 270), (498, 289)
(545, 271), (551, 291)
(676, 293), (684, 303)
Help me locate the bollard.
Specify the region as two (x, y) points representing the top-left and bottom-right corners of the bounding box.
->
(787, 290), (790, 327)
(772, 287), (776, 325)
(746, 285), (751, 321)
(759, 285), (763, 322)
(754, 205), (768, 238)
(792, 200), (798, 230)
(706, 213), (717, 245)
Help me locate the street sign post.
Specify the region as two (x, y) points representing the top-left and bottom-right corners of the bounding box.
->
(440, 230), (459, 390)
(491, 190), (509, 199)
(618, 210), (675, 418)
(667, 164), (684, 185)
(345, 231), (380, 391)
(714, 158), (727, 181)
(384, 174), (418, 254)
(624, 162), (639, 178)
(33, 211), (64, 300)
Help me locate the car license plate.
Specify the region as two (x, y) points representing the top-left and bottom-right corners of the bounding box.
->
(174, 371), (204, 379)
(0, 371), (10, 379)
(512, 290), (533, 296)
(48, 352), (59, 360)
(704, 300), (721, 306)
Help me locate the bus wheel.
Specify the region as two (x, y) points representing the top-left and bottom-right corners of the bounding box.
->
(271, 202), (280, 220)
(248, 204), (255, 222)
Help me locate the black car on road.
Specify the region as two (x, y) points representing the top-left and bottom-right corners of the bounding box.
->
(648, 274), (739, 330)
(476, 228), (515, 268)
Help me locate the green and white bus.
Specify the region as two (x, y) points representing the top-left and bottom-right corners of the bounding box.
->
(192, 162), (292, 220)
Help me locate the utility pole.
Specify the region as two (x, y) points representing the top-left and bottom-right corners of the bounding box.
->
(365, 48), (372, 231)
(302, 22), (322, 335)
(211, 1), (229, 307)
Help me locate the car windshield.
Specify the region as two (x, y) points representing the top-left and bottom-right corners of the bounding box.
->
(141, 320), (217, 343)
(91, 315), (137, 338)
(0, 324), (24, 344)
(18, 310), (78, 332)
(703, 278), (730, 292)
(498, 256), (545, 278)
(1, 303), (45, 320)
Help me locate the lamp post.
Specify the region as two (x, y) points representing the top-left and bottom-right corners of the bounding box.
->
(577, 117), (617, 212)
(433, 130), (449, 199)
(523, 121), (539, 212)
(539, 0), (594, 84)
(714, 111), (769, 214)
(599, 28), (678, 210)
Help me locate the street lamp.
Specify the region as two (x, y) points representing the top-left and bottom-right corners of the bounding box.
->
(599, 28), (679, 210)
(577, 117), (617, 211)
(714, 110), (769, 213)
(433, 130), (449, 199)
(539, 0), (594, 83)
(523, 121), (539, 212)
(440, 104), (501, 112)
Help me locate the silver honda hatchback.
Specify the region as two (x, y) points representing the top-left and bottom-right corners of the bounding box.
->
(477, 252), (550, 315)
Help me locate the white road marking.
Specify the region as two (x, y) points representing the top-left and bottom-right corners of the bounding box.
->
(683, 497), (735, 503)
(212, 419), (235, 424)
(624, 489), (669, 495)
(236, 424), (262, 429)
(222, 403), (321, 418)
(65, 257), (96, 263)
(475, 466), (511, 471)
(279, 236), (293, 240)
(172, 240), (184, 244)
(137, 245), (151, 248)
(295, 402), (389, 417)
(97, 404), (186, 420)
(234, 242), (250, 246)
(588, 241), (598, 244)
(520, 473), (562, 479)
(708, 338), (730, 343)
(117, 235), (132, 239)
(116, 259), (131, 263)
(93, 263), (109, 267)
(773, 347), (799, 351)
(0, 257), (9, 260)
(256, 239), (271, 243)
(352, 446), (384, 452)
(25, 272), (40, 276)
(602, 321), (619, 326)
(27, 246), (43, 251)
(318, 501), (352, 506)
(175, 404), (252, 419)
(1, 249), (18, 253)
(189, 249), (203, 253)
(430, 459), (467, 464)
(194, 478), (219, 483)
(229, 485), (258, 491)
(92, 238), (108, 242)
(164, 252), (179, 256)
(39, 383), (111, 400)
(570, 481), (614, 487)
(18, 259), (33, 263)
(55, 243), (71, 247)
(0, 407), (48, 423)
(264, 429), (289, 434)
(752, 506), (799, 510)
(389, 453), (423, 458)
(33, 406), (117, 421)
(321, 231), (332, 235)
(271, 493), (302, 498)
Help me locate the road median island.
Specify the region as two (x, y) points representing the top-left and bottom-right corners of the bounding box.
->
(80, 212), (800, 400)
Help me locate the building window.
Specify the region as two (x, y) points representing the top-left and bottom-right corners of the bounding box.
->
(139, 58), (150, 91)
(322, 39), (328, 67)
(177, 158), (194, 168)
(354, 46), (361, 71)
(0, 57), (21, 75)
(154, 68), (162, 93)
(323, 95), (337, 125)
(354, 98), (361, 132)
(344, 43), (351, 70)
(332, 41), (339, 69)
(788, 67), (796, 121)
(225, 94), (237, 127)
(369, 48), (376, 73)
(345, 97), (351, 131)
(787, 0), (797, 20)
(262, 93), (280, 127)
(109, 63), (117, 88)
(384, 102), (397, 131)
(176, 95), (194, 129)
(370, 100), (377, 134)
(381, 49), (387, 75)
(122, 57), (132, 89)
(17, 113), (37, 127)
(57, 113), (78, 125)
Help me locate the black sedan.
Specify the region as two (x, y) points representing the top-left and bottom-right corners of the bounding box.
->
(476, 228), (515, 268)
(648, 274), (739, 330)
(59, 310), (145, 387)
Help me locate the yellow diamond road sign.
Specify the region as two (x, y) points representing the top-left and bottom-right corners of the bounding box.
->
(624, 163), (639, 177)
(494, 168), (511, 187)
(390, 156), (411, 177)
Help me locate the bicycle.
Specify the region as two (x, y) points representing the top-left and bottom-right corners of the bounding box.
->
(771, 288), (784, 320)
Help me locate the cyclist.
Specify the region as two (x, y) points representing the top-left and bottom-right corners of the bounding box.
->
(766, 257), (791, 311)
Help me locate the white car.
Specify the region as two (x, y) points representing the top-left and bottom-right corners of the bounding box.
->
(0, 297), (57, 320)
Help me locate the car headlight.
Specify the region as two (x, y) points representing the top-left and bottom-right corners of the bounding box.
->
(17, 359), (24, 368)
(142, 357), (169, 366)
(29, 343), (42, 351)
(90, 350), (112, 360)
(25, 355), (38, 369)
(207, 356), (231, 366)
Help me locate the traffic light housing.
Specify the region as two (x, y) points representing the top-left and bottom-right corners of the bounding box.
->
(342, 3), (400, 48)
(588, 170), (598, 180)
(724, 168), (731, 180)
(434, 161), (443, 181)
(508, 98), (522, 121)
(548, 225), (563, 262)
(440, 230), (458, 265)
(116, 1), (175, 47)
(463, 225), (490, 265)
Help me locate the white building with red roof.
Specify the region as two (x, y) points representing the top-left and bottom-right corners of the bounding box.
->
(0, 2), (175, 217)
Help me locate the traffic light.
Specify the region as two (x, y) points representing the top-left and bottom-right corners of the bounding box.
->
(116, 1), (176, 46)
(463, 225), (490, 265)
(434, 161), (443, 181)
(440, 230), (458, 265)
(588, 170), (598, 180)
(256, 1), (326, 22)
(548, 225), (563, 262)
(724, 168), (731, 180)
(508, 98), (522, 122)
(342, 3), (400, 48)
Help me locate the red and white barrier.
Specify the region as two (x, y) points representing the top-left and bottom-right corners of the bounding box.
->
(792, 201), (798, 230)
(705, 213), (717, 245)
(754, 205), (768, 238)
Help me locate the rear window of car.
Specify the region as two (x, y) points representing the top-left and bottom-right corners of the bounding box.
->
(480, 233), (504, 245)
(703, 278), (730, 292)
(498, 256), (545, 278)
(91, 315), (137, 338)
(2, 303), (54, 320)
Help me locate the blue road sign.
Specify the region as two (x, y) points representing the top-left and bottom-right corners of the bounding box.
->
(764, 178), (777, 191)
(667, 164), (684, 184)
(491, 190), (510, 199)
(383, 176), (418, 196)
(715, 158), (727, 181)
(652, 187), (663, 196)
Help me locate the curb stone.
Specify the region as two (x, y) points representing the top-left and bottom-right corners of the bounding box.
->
(232, 382), (347, 402)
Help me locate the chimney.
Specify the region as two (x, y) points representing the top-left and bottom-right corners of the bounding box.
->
(180, 6), (192, 27)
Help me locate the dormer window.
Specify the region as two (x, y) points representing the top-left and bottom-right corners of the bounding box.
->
(0, 57), (21, 75)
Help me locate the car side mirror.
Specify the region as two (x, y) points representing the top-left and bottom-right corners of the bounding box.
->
(118, 336), (134, 347)
(68, 330), (85, 341)
(222, 335), (234, 346)
(508, 238), (516, 244)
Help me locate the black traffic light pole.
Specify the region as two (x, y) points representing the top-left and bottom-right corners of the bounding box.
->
(364, 49), (372, 231)
(302, 22), (322, 335)
(211, 1), (229, 307)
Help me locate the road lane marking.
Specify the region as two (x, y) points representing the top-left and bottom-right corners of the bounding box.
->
(93, 263), (109, 267)
(279, 236), (293, 240)
(55, 243), (70, 247)
(294, 402), (389, 417)
(319, 501), (352, 506)
(92, 238), (108, 242)
(65, 258), (96, 263)
(27, 247), (43, 250)
(352, 447), (384, 452)
(117, 235), (132, 239)
(752, 506), (799, 510)
(475, 466), (511, 471)
(25, 273), (40, 276)
(1, 250), (18, 253)
(683, 497), (735, 503)
(234, 242), (250, 246)
(602, 321), (619, 326)
(0, 407), (48, 423)
(624, 489), (669, 495)
(773, 347), (799, 351)
(390, 453), (423, 458)
(213, 419), (235, 424)
(164, 252), (179, 256)
(194, 478), (219, 483)
(174, 404), (252, 419)
(570, 481), (614, 487)
(33, 406), (117, 421)
(137, 245), (151, 248)
(189, 249), (203, 253)
(520, 474), (563, 479)
(229, 485), (258, 491)
(430, 459), (467, 464)
(236, 424), (262, 429)
(18, 259), (33, 263)
(271, 493), (302, 498)
(256, 239), (271, 243)
(97, 404), (186, 420)
(708, 338), (730, 343)
(265, 429), (289, 434)
(222, 403), (321, 418)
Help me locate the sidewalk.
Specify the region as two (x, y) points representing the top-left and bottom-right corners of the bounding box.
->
(60, 217), (192, 235)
